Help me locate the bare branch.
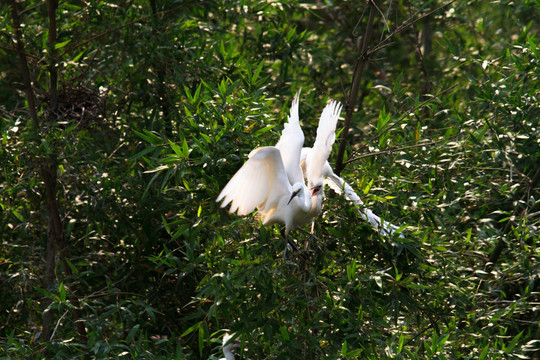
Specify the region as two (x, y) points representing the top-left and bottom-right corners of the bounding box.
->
(350, 84), (457, 159)
(335, 0), (378, 176)
(335, 0), (456, 175)
(344, 140), (444, 165)
(367, 0), (457, 57)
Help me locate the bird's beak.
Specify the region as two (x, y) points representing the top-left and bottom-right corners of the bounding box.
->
(311, 186), (321, 197)
(287, 189), (300, 205)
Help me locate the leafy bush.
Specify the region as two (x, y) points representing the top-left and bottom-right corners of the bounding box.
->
(1, 0), (538, 359)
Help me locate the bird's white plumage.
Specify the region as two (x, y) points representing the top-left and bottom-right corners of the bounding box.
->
(275, 90), (304, 186)
(306, 100), (342, 186)
(217, 93), (338, 241)
(217, 91), (401, 248)
(216, 146), (292, 217)
(300, 149), (402, 237)
(221, 333), (240, 360)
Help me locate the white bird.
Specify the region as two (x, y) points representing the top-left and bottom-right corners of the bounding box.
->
(220, 333), (240, 360)
(300, 151), (403, 237)
(216, 92), (342, 250)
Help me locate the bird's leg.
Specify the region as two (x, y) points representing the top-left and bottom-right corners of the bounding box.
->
(281, 227), (299, 252)
(298, 227), (321, 251)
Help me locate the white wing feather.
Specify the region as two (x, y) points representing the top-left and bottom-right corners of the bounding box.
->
(306, 100), (342, 184)
(325, 172), (402, 237)
(275, 90), (304, 185)
(217, 147), (292, 216)
(301, 149), (402, 237)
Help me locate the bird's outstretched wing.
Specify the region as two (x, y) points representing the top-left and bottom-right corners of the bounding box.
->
(300, 149), (402, 237)
(325, 169), (403, 237)
(306, 100), (342, 184)
(217, 146), (291, 216)
(275, 90), (304, 185)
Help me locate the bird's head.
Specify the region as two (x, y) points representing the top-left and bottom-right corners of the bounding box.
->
(287, 182), (307, 205)
(310, 181), (323, 197)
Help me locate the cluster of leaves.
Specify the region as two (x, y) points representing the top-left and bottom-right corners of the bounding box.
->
(0, 0), (538, 359)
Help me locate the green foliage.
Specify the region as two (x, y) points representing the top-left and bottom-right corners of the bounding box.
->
(1, 0), (539, 359)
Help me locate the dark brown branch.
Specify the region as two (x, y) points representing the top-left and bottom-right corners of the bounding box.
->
(335, 0), (377, 176)
(45, 0), (88, 346)
(48, 0), (58, 112)
(43, 216), (56, 343)
(41, 164), (88, 345)
(10, 0), (88, 348)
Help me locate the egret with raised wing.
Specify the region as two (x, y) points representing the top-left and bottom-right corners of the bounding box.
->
(216, 92), (342, 251)
(300, 151), (402, 237)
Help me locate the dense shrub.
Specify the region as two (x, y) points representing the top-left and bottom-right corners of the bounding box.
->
(1, 0), (538, 358)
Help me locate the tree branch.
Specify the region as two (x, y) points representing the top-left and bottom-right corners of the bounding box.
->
(366, 0), (457, 57)
(335, 0), (377, 176)
(335, 0), (457, 175)
(344, 140), (444, 164)
(10, 0), (88, 348)
(349, 84), (457, 160)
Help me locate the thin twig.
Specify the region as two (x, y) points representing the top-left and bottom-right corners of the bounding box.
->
(344, 140), (444, 164)
(367, 0), (457, 57)
(335, 0), (457, 175)
(49, 310), (69, 342)
(350, 84), (457, 159)
(57, 4), (185, 60)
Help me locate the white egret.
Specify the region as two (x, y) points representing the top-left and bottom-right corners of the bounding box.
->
(220, 333), (240, 360)
(216, 92), (342, 251)
(300, 151), (403, 237)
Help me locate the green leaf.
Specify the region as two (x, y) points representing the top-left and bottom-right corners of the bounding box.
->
(11, 208), (24, 222)
(363, 179), (373, 195)
(528, 36), (538, 57)
(251, 60), (265, 84)
(72, 50), (85, 62)
(393, 72), (404, 94)
(54, 39), (71, 49)
(198, 324), (204, 357)
(128, 146), (156, 162)
(180, 321), (200, 338)
(504, 331), (523, 354)
(126, 324), (140, 342)
(341, 340), (348, 355)
(134, 129), (163, 146)
(169, 139), (186, 158)
(478, 343), (490, 360)
(58, 282), (66, 303)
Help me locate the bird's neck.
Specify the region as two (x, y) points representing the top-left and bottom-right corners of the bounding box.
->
(310, 193), (322, 215)
(224, 350), (235, 360)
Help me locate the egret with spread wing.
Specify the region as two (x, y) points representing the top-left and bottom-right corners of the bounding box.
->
(300, 149), (403, 237)
(216, 92), (342, 251)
